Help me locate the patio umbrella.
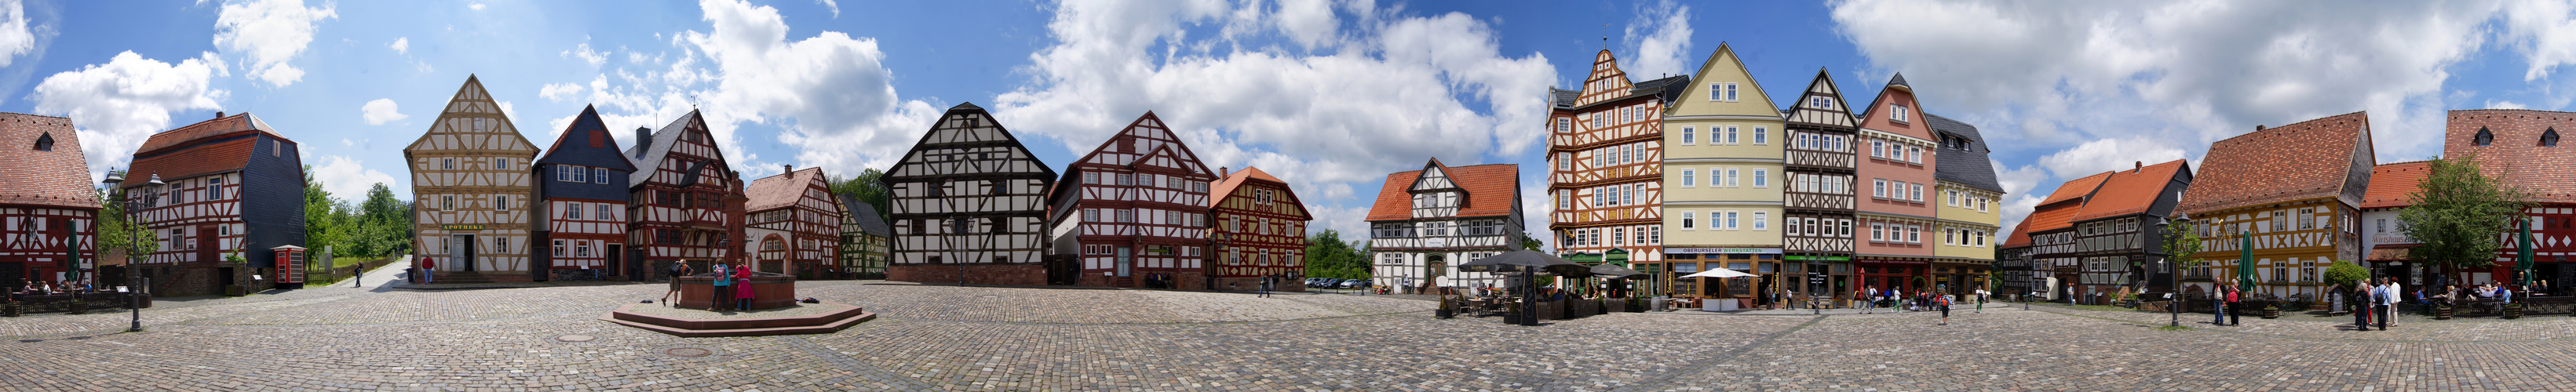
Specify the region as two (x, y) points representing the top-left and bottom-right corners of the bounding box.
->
(2519, 218), (2536, 286)
(1589, 263), (1648, 280)
(2238, 228), (2257, 292)
(1682, 268), (1758, 279)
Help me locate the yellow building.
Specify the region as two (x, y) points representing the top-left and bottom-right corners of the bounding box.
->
(1656, 43), (1793, 299)
(1923, 114), (2004, 295)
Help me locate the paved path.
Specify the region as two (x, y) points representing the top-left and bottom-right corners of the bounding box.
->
(5, 282), (2576, 390)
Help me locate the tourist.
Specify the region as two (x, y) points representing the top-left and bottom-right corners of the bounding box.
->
(420, 257), (435, 284)
(1893, 288), (1906, 312)
(2225, 283), (2242, 326)
(1857, 285), (1875, 313)
(2352, 281), (2372, 332)
(1936, 292), (1952, 325)
(1975, 288), (1988, 314)
(734, 263), (755, 310)
(712, 262), (733, 311)
(663, 262), (692, 307)
(2381, 278), (2400, 329)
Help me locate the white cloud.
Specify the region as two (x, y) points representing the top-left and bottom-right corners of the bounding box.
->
(564, 42), (606, 67)
(2489, 100), (2529, 110)
(211, 0), (337, 87)
(815, 0), (838, 18)
(2034, 138), (2187, 180)
(310, 155), (396, 200)
(1620, 0), (1692, 80)
(538, 82), (585, 101)
(675, 0), (936, 176)
(360, 98), (406, 125)
(2501, 0), (2576, 82)
(469, 2), (485, 11)
(994, 0), (1555, 198)
(387, 37), (407, 54)
(0, 0), (37, 67)
(30, 51), (228, 181)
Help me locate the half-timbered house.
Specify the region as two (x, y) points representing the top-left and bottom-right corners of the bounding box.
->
(1776, 69), (1860, 301)
(746, 166), (841, 278)
(626, 110), (743, 275)
(2180, 112), (2373, 300)
(2443, 109), (2576, 289)
(2027, 171), (2111, 303)
(881, 103), (1056, 285)
(1549, 49), (1680, 295)
(1209, 167), (1312, 292)
(0, 113), (96, 288)
(838, 194), (890, 278)
(1045, 112), (1216, 289)
(1657, 43), (1790, 299)
(1366, 159), (1523, 290)
(531, 105), (636, 281)
(2065, 160), (2193, 298)
(406, 76), (540, 282)
(122, 111), (305, 296)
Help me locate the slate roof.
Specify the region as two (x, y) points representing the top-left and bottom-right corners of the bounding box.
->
(2071, 159), (2189, 222)
(125, 112), (290, 190)
(839, 193), (890, 237)
(2176, 111), (2371, 214)
(2359, 161), (2432, 209)
(2444, 109), (2576, 204)
(536, 105), (637, 171)
(1925, 113), (2003, 192)
(1365, 161), (1519, 221)
(1631, 74), (1691, 104)
(627, 110), (710, 185)
(1550, 88), (1580, 109)
(746, 167), (823, 212)
(1887, 72), (1910, 89)
(0, 113), (96, 209)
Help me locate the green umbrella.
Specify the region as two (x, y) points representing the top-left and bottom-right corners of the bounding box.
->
(2518, 218), (2536, 286)
(2238, 229), (2257, 291)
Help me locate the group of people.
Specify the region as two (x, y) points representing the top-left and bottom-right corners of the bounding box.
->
(2349, 278), (2401, 331)
(2429, 281), (2534, 312)
(657, 261), (759, 311)
(16, 279), (90, 296)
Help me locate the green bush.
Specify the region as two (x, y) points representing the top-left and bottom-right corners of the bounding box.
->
(2323, 260), (2368, 288)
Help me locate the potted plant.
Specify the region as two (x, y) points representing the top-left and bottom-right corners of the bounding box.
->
(2437, 303), (2454, 320)
(1, 300), (17, 317)
(2261, 303), (2282, 319)
(1436, 296), (1457, 319)
(2505, 303), (2525, 319)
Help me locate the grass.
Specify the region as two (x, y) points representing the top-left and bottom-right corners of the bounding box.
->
(2156, 325), (2195, 332)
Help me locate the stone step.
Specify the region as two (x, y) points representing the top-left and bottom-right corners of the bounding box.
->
(611, 303), (870, 329)
(598, 311), (876, 338)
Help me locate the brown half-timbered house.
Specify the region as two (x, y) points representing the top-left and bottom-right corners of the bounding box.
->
(745, 166), (841, 278)
(1778, 68), (1860, 299)
(883, 103), (1056, 285)
(1045, 112), (1217, 289)
(0, 113), (96, 288)
(1549, 49), (1684, 285)
(2180, 112), (2373, 300)
(625, 110), (743, 275)
(1208, 167), (1312, 292)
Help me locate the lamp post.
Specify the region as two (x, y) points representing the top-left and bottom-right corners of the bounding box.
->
(2156, 214), (2191, 328)
(102, 169), (163, 332)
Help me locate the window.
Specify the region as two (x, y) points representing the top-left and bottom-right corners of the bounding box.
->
(1726, 211), (1740, 230)
(1976, 231), (1986, 246)
(1115, 209), (1132, 223)
(1592, 187), (1605, 208)
(1874, 180), (1888, 198)
(1753, 212), (1767, 230)
(1841, 220), (1854, 237)
(1725, 169), (1739, 187)
(441, 158), (454, 170)
(2375, 218), (2386, 234)
(206, 177), (224, 200)
(1682, 212), (1696, 229)
(567, 202), (584, 220)
(1892, 105), (1910, 122)
(495, 195), (509, 210)
(1948, 191), (1959, 206)
(1681, 170), (1696, 187)
(1558, 190), (1571, 210)
(1907, 225), (1921, 244)
(1556, 118), (1571, 133)
(1811, 96), (1828, 108)
(443, 195), (455, 211)
(575, 242), (591, 257)
(1753, 127), (1767, 144)
(1084, 172), (1099, 184)
(32, 132), (52, 151)
(1724, 126), (1739, 145)
(1788, 216), (1803, 235)
(1908, 147), (1924, 164)
(1613, 227), (1627, 246)
(494, 158), (510, 170)
(1682, 126), (1696, 144)
(556, 165), (573, 182)
(570, 166), (588, 183)
(1648, 226), (1661, 245)
(1872, 141), (1885, 158)
(2545, 128), (2562, 147)
(598, 204), (611, 220)
(595, 168), (610, 184)
(1910, 184), (1924, 202)
(1725, 83), (1739, 101)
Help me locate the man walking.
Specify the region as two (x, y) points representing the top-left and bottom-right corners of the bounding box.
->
(662, 262), (692, 307)
(1936, 293), (1953, 325)
(352, 265), (363, 288)
(1975, 288), (1987, 314)
(1259, 275), (1273, 298)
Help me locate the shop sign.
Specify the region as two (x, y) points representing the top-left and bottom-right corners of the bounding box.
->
(441, 224), (487, 230)
(1669, 248), (1781, 254)
(1785, 256), (1850, 261)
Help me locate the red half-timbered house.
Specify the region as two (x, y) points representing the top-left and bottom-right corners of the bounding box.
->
(745, 166), (841, 278)
(0, 113), (96, 288)
(121, 112), (306, 296)
(2445, 109), (2576, 289)
(625, 110), (742, 274)
(1207, 167), (1312, 292)
(1045, 112), (1216, 289)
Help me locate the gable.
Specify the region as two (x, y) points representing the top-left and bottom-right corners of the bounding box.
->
(884, 103), (1057, 181)
(1666, 43), (1782, 118)
(536, 105), (637, 171)
(403, 75), (537, 156)
(1409, 165), (1456, 192)
(1784, 69), (1855, 128)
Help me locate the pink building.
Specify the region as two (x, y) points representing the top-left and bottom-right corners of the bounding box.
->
(1852, 74), (1940, 292)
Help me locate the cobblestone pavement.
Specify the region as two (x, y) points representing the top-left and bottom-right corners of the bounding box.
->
(9, 282), (2576, 390)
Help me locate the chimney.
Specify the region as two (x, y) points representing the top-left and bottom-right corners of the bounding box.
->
(1221, 167), (1230, 176)
(784, 164), (794, 173)
(635, 127), (652, 146)
(215, 111), (225, 119)
(2135, 162), (2143, 172)
(2255, 125), (2267, 132)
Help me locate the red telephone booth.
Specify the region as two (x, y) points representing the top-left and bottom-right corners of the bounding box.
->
(272, 245), (308, 289)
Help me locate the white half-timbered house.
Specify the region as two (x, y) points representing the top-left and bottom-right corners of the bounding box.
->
(838, 194), (891, 278)
(626, 110), (742, 274)
(407, 75), (540, 282)
(745, 166), (841, 278)
(881, 103), (1057, 285)
(1045, 112), (1216, 289)
(1366, 159), (1524, 291)
(122, 111), (306, 296)
(532, 105), (637, 281)
(0, 113), (97, 288)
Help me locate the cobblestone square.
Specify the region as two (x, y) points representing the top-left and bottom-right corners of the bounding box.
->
(5, 276), (2575, 390)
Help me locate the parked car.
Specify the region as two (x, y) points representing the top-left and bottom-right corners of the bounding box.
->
(1305, 278), (1330, 288)
(1340, 279), (1372, 289)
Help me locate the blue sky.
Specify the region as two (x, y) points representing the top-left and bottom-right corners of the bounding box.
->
(5, 0), (2575, 251)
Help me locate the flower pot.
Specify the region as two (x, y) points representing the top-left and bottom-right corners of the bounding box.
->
(67, 301), (84, 315)
(2261, 306), (2281, 319)
(2505, 304), (2525, 319)
(1436, 307), (1454, 319)
(1, 303), (17, 318)
(2436, 307), (2454, 320)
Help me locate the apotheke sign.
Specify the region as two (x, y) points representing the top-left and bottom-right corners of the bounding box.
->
(1668, 248), (1781, 254)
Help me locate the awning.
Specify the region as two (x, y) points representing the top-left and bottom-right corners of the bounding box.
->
(2367, 245), (2419, 262)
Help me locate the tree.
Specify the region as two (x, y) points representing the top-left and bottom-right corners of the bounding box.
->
(1520, 235), (1545, 252)
(2158, 217), (2206, 281)
(2322, 260), (2367, 289)
(827, 168), (892, 223)
(354, 183), (413, 258)
(1303, 229), (1372, 280)
(96, 171), (159, 263)
(2399, 155), (2533, 274)
(302, 165), (346, 256)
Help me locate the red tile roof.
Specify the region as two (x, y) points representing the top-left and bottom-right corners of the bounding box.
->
(2444, 110), (2576, 204)
(745, 167), (825, 212)
(2178, 111), (2372, 214)
(0, 113), (97, 209)
(1365, 161), (1519, 221)
(2039, 172), (2113, 206)
(126, 113), (288, 190)
(2001, 217), (2035, 248)
(2071, 160), (2189, 222)
(1208, 166), (1284, 208)
(2026, 172), (2111, 234)
(2359, 161), (2432, 209)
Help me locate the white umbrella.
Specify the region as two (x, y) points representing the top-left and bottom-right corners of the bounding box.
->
(1680, 268), (1757, 278)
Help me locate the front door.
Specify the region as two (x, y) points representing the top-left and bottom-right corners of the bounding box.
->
(0, 263), (20, 296)
(608, 245), (626, 278)
(1425, 254), (1447, 288)
(197, 225), (217, 263)
(451, 234), (476, 272)
(1115, 246), (1133, 278)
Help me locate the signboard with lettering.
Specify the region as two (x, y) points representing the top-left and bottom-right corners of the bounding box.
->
(1667, 248), (1782, 254)
(1784, 256), (1850, 262)
(441, 224), (487, 230)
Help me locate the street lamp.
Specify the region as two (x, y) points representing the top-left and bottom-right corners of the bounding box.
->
(2156, 213), (2191, 328)
(102, 169), (163, 332)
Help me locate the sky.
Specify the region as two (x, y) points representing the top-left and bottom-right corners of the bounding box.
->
(4, 0), (2575, 252)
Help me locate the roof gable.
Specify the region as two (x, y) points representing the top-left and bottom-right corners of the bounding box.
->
(2443, 109), (2576, 204)
(403, 75), (536, 158)
(2071, 159), (2190, 222)
(746, 167), (826, 212)
(1209, 166), (1311, 220)
(535, 105), (638, 171)
(0, 113), (95, 209)
(1665, 43), (1782, 118)
(882, 102), (1058, 181)
(626, 110), (730, 186)
(1782, 68), (1855, 128)
(1366, 159), (1517, 221)
(2359, 161), (2432, 209)
(1855, 73), (1934, 141)
(2177, 111), (2373, 214)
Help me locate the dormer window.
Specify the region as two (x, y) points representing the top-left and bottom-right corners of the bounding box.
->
(1891, 105), (1910, 123)
(2476, 127), (2494, 146)
(33, 132), (53, 151)
(2544, 128), (2560, 147)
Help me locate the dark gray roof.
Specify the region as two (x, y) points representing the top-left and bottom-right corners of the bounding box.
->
(1632, 74), (1691, 103)
(1925, 113), (2004, 193)
(839, 193), (891, 236)
(1549, 88), (1579, 109)
(1888, 72), (1910, 89)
